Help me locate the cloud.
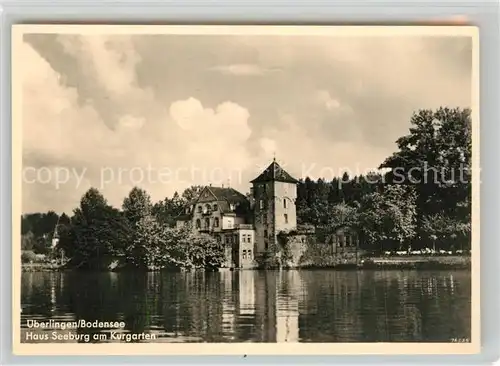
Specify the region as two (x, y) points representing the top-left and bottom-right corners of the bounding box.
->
(209, 63), (280, 76)
(315, 90), (341, 111)
(21, 38), (256, 213)
(21, 33), (473, 213)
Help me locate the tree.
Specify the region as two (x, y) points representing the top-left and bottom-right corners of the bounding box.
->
(122, 187), (153, 226)
(421, 213), (471, 251)
(122, 187), (156, 268)
(325, 203), (358, 229)
(70, 188), (130, 269)
(152, 192), (184, 227)
(358, 185), (417, 252)
(380, 107), (471, 222)
(181, 185), (203, 203)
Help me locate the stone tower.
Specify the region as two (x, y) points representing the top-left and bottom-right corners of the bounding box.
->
(251, 159), (299, 256)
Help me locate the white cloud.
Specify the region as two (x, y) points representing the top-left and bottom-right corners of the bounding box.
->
(259, 137), (277, 156)
(210, 63), (280, 76)
(21, 39), (256, 212)
(21, 33), (473, 213)
(315, 90), (341, 111)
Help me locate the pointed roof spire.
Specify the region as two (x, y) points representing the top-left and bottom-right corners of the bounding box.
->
(250, 159), (299, 184)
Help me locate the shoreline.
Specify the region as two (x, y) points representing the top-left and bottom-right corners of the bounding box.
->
(22, 255), (471, 272)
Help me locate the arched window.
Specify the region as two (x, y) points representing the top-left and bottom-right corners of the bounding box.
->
(214, 217), (219, 227)
(195, 219), (201, 229)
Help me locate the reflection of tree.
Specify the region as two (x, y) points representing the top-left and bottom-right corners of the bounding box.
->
(298, 270), (471, 342)
(21, 269), (471, 343)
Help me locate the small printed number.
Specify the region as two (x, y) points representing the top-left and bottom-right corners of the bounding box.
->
(451, 338), (470, 343)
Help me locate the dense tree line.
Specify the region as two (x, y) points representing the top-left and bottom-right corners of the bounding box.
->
(295, 107), (471, 252)
(21, 107), (472, 265)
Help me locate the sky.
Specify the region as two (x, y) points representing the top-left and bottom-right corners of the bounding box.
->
(20, 30), (473, 214)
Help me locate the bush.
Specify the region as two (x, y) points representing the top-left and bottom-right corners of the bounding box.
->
(21, 250), (37, 263)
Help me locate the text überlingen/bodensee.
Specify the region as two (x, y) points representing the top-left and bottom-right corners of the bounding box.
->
(27, 319), (126, 330)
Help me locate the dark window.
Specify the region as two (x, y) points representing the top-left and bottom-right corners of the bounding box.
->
(284, 199), (287, 208)
(198, 206), (202, 213)
(264, 230), (268, 238)
(196, 219), (201, 229)
(213, 204), (218, 211)
(214, 217), (219, 227)
(204, 218), (210, 228)
(284, 214), (288, 224)
(248, 250), (252, 259)
(263, 213), (268, 223)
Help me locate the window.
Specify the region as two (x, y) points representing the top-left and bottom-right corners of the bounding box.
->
(196, 219), (201, 229)
(198, 206), (202, 213)
(216, 235), (222, 242)
(204, 204), (211, 214)
(214, 217), (219, 227)
(263, 213), (268, 223)
(213, 204), (218, 211)
(248, 250), (252, 259)
(264, 229), (268, 238)
(284, 214), (288, 224)
(263, 184), (267, 193)
(259, 200), (264, 209)
(204, 218), (210, 228)
(284, 199), (287, 208)
(225, 236), (230, 244)
(242, 250), (247, 259)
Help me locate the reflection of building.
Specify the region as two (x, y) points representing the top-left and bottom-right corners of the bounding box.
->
(176, 159), (299, 268)
(221, 270), (236, 337)
(276, 271), (299, 342)
(238, 271), (255, 315)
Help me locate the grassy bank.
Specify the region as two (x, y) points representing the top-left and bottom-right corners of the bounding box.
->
(21, 255), (471, 272)
(361, 255), (470, 270)
(22, 262), (63, 272)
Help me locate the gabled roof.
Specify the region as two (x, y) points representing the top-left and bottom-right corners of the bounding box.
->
(250, 159), (299, 184)
(207, 186), (248, 203)
(176, 186), (250, 220)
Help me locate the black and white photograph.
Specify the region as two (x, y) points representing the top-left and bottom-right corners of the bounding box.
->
(13, 25), (479, 354)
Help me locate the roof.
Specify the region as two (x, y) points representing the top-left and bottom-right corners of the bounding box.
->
(250, 160), (299, 184)
(207, 186), (248, 203)
(175, 186), (250, 220)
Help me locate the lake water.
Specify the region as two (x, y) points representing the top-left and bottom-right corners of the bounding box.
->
(21, 269), (471, 343)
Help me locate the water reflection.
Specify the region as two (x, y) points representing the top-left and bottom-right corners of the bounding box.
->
(21, 270), (471, 343)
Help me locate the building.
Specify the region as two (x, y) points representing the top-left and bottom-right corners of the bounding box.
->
(175, 159), (299, 268)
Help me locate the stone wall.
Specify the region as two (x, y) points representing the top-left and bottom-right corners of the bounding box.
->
(272, 232), (362, 269)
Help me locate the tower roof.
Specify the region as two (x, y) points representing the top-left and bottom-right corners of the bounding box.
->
(250, 159), (299, 184)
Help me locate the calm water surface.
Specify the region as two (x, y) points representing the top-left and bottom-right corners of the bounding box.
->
(21, 270), (471, 343)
